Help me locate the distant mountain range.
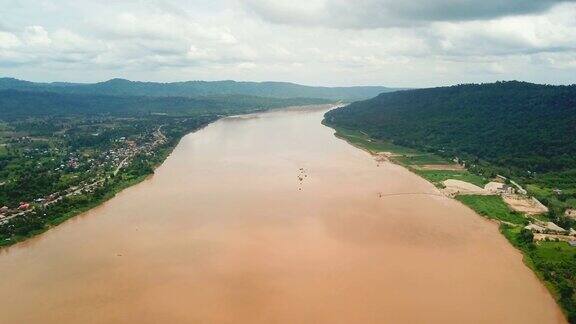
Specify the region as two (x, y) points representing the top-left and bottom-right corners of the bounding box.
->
(0, 77), (398, 101)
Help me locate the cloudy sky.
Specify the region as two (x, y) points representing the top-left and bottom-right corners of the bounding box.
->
(1, 0), (576, 87)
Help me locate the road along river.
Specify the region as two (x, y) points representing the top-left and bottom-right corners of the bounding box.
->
(0, 106), (565, 323)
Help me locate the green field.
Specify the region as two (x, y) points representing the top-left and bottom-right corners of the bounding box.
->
(332, 127), (418, 155)
(535, 241), (576, 263)
(414, 169), (487, 188)
(456, 195), (527, 225)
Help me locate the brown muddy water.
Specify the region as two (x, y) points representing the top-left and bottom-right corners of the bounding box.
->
(0, 106), (565, 323)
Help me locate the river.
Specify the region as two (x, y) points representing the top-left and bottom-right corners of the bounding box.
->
(0, 106), (565, 323)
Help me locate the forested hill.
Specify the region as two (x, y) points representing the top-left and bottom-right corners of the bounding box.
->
(0, 77), (396, 101)
(0, 90), (330, 120)
(324, 81), (576, 174)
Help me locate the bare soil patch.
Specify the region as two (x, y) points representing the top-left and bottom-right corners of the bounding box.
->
(441, 179), (492, 196)
(417, 164), (465, 171)
(503, 195), (549, 215)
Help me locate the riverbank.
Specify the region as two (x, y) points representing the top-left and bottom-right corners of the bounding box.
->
(0, 104), (339, 249)
(324, 122), (574, 323)
(0, 122), (197, 248)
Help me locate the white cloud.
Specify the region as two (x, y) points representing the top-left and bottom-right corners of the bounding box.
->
(430, 4), (576, 57)
(0, 32), (21, 49)
(187, 45), (212, 60)
(22, 26), (52, 46)
(0, 0), (575, 87)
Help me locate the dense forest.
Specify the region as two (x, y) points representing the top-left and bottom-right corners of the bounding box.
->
(0, 77), (397, 101)
(0, 90), (330, 120)
(325, 81), (576, 177)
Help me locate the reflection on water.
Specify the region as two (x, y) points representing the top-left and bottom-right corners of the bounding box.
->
(0, 106), (565, 323)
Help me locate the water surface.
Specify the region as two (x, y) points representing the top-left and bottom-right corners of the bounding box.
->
(0, 106), (565, 323)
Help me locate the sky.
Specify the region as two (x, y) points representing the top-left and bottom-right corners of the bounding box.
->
(1, 0), (576, 87)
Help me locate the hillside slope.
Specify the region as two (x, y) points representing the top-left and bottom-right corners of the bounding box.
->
(325, 81), (576, 174)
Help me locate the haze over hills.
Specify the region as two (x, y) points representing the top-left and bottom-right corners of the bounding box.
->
(0, 77), (397, 101)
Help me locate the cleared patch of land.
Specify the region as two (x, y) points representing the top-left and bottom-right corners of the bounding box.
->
(503, 195), (550, 215)
(416, 164), (466, 171)
(442, 179), (491, 196)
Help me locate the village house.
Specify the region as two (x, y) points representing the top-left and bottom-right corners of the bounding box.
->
(18, 202), (30, 210)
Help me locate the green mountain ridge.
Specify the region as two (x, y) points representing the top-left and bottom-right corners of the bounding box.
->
(325, 81), (576, 174)
(0, 77), (397, 100)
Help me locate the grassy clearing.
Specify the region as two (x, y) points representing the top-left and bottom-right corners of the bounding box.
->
(414, 169), (488, 188)
(333, 127), (418, 155)
(500, 225), (523, 244)
(526, 184), (552, 197)
(535, 241), (576, 263)
(456, 195), (526, 225)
